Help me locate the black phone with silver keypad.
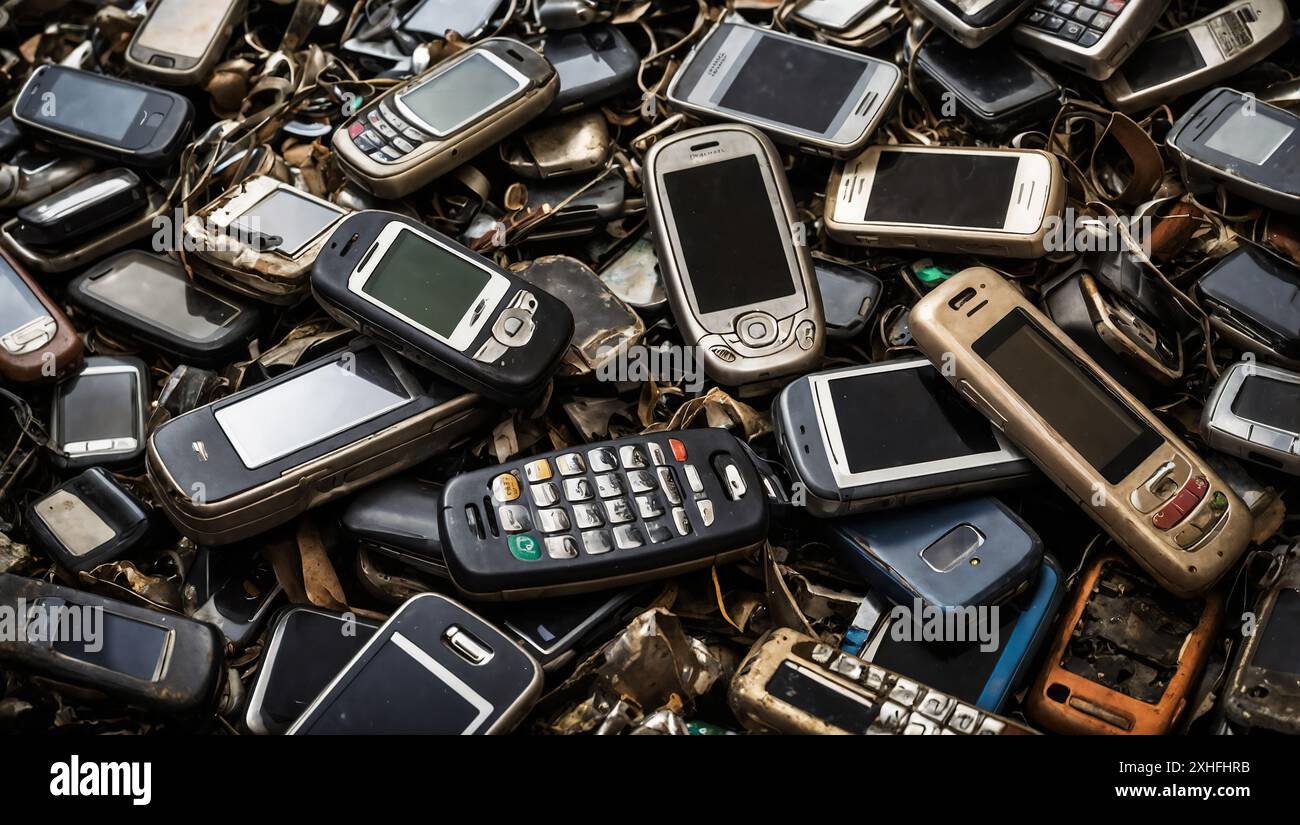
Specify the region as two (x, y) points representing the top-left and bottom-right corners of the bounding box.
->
(439, 428), (769, 600)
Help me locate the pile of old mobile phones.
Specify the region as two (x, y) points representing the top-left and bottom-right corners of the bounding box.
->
(1202, 361), (1300, 476)
(11, 168), (148, 249)
(1015, 0), (1168, 80)
(1221, 545), (1300, 734)
(312, 211), (573, 403)
(68, 251), (263, 366)
(1196, 246), (1300, 369)
(667, 18), (900, 158)
(826, 144), (1066, 258)
(773, 359), (1034, 515)
(0, 573), (225, 715)
(332, 38), (558, 198)
(646, 124), (824, 391)
(909, 0), (1033, 47)
(0, 248), (82, 383)
(289, 593), (543, 734)
(26, 468), (151, 575)
(147, 339), (491, 546)
(51, 356), (149, 472)
(813, 255), (883, 340)
(125, 0), (243, 86)
(1167, 87), (1300, 215)
(542, 25), (639, 114)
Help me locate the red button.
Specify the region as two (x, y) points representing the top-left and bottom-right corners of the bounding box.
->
(669, 438), (687, 461)
(1152, 476), (1208, 530)
(348, 122), (365, 139)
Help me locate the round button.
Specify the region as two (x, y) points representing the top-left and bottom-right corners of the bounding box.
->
(735, 312), (778, 347)
(796, 320), (816, 350)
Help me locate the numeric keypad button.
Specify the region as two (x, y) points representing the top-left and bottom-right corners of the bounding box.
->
(588, 448), (618, 472)
(564, 478), (593, 501)
(604, 498), (635, 524)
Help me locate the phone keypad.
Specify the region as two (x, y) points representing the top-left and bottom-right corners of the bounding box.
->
(472, 290), (541, 364)
(346, 100), (430, 164)
(1023, 0), (1125, 47)
(1128, 457), (1232, 550)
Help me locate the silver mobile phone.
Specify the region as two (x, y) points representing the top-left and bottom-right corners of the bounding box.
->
(1014, 0), (1168, 80)
(908, 0), (1035, 48)
(1202, 361), (1300, 477)
(125, 0), (245, 85)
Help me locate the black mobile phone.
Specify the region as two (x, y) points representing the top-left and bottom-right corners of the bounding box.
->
(0, 573), (224, 715)
(489, 587), (640, 671)
(189, 547), (284, 649)
(1196, 246), (1300, 369)
(1222, 546), (1300, 734)
(543, 25), (640, 115)
(68, 250), (263, 366)
(289, 593), (543, 734)
(813, 255), (883, 340)
(12, 65), (194, 168)
(51, 356), (150, 472)
(25, 468), (151, 575)
(517, 174), (626, 242)
(341, 477), (450, 578)
(439, 428), (770, 600)
(311, 210), (574, 405)
(12, 168), (147, 248)
(0, 149), (96, 209)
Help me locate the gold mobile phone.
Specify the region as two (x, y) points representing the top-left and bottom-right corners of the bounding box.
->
(911, 268), (1252, 597)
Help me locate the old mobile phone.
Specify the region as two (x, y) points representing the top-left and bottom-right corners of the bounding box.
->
(646, 124), (824, 389)
(1015, 0), (1168, 80)
(0, 187), (170, 275)
(516, 175), (626, 241)
(826, 145), (1065, 259)
(333, 39), (558, 199)
(12, 168), (147, 249)
(823, 496), (1044, 608)
(813, 255), (883, 340)
(846, 555), (1065, 712)
(909, 0), (1034, 48)
(68, 250), (263, 367)
(491, 587), (640, 671)
(26, 468), (151, 575)
(0, 248), (82, 383)
(0, 573), (224, 714)
(0, 149), (95, 208)
(773, 360), (1033, 516)
(12, 65), (193, 167)
(290, 593), (543, 734)
(1202, 361), (1300, 476)
(910, 35), (1063, 140)
(183, 175), (349, 305)
(1167, 87), (1300, 215)
(402, 0), (503, 39)
(342, 477), (450, 578)
(790, 0), (889, 32)
(1196, 246), (1300, 369)
(312, 211), (573, 404)
(787, 0), (905, 49)
(147, 340), (490, 546)
(598, 228), (665, 311)
(729, 627), (1036, 734)
(125, 0), (244, 85)
(911, 268), (1252, 597)
(543, 25), (639, 115)
(1103, 0), (1291, 113)
(51, 357), (149, 472)
(1222, 546), (1300, 734)
(666, 19), (900, 158)
(439, 429), (769, 600)
(244, 606), (381, 734)
(1026, 554), (1223, 734)
(503, 112), (612, 180)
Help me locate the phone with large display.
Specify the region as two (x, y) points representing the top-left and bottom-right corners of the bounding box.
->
(51, 357), (149, 472)
(1202, 361), (1300, 477)
(125, 0), (244, 85)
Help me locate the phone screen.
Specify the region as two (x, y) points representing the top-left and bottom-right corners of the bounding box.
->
(135, 0), (229, 59)
(398, 53), (523, 135)
(403, 0), (497, 37)
(764, 661), (874, 733)
(828, 365), (1000, 473)
(58, 370), (139, 445)
(717, 32), (868, 133)
(52, 611), (169, 681)
(1204, 105), (1295, 165)
(663, 155), (796, 314)
(1200, 251), (1300, 340)
(362, 229), (492, 339)
(0, 261), (49, 337)
(1232, 376), (1300, 433)
(229, 188), (343, 257)
(88, 257), (241, 341)
(873, 606), (1019, 703)
(262, 611), (377, 726)
(974, 309), (1164, 484)
(1252, 588), (1300, 675)
(34, 71), (148, 143)
(215, 348), (413, 469)
(1122, 31), (1205, 91)
(863, 151), (1019, 229)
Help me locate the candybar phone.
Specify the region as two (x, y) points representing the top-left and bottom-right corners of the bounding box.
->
(773, 360), (1033, 516)
(125, 0), (244, 85)
(184, 175), (349, 305)
(312, 211), (573, 404)
(1196, 246), (1300, 369)
(646, 124), (824, 389)
(12, 168), (146, 248)
(0, 573), (224, 714)
(911, 268), (1252, 597)
(51, 357), (149, 472)
(666, 19), (900, 158)
(26, 468), (151, 575)
(0, 248), (82, 383)
(190, 548), (283, 649)
(68, 250), (263, 366)
(813, 255), (883, 340)
(1103, 0), (1290, 113)
(826, 145), (1065, 259)
(439, 429), (769, 600)
(908, 0), (1034, 48)
(332, 39), (558, 199)
(289, 593), (543, 734)
(402, 0), (503, 39)
(342, 477), (450, 578)
(790, 0), (891, 33)
(1026, 554), (1222, 734)
(0, 187), (170, 275)
(1202, 361), (1300, 476)
(729, 628), (1036, 734)
(12, 65), (193, 167)
(146, 340), (491, 546)
(491, 587), (640, 671)
(244, 606), (381, 734)
(1222, 546), (1300, 734)
(543, 25), (639, 114)
(824, 497), (1043, 608)
(1015, 0), (1168, 80)
(0, 149), (95, 208)
(1167, 87), (1300, 215)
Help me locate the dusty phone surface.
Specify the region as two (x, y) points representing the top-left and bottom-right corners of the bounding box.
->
(1223, 546), (1300, 733)
(125, 0), (244, 85)
(1202, 361), (1300, 477)
(26, 468), (151, 575)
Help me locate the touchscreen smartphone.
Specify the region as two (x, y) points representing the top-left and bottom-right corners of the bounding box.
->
(51, 357), (149, 471)
(126, 0), (244, 85)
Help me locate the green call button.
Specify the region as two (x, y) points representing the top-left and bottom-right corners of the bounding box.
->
(509, 534), (542, 561)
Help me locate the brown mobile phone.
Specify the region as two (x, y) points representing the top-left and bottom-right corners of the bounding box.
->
(0, 246), (82, 382)
(911, 268), (1251, 597)
(1026, 554), (1223, 734)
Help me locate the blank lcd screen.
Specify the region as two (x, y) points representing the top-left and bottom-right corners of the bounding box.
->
(58, 370), (138, 444)
(1232, 376), (1300, 433)
(1251, 589), (1300, 675)
(717, 34), (866, 133)
(829, 365), (999, 473)
(230, 188), (343, 257)
(1122, 32), (1205, 91)
(663, 156), (795, 314)
(52, 611), (169, 681)
(974, 309), (1163, 483)
(863, 151), (1019, 228)
(0, 262), (49, 337)
(764, 661), (874, 733)
(362, 229), (492, 339)
(262, 611), (377, 726)
(398, 53), (522, 134)
(1205, 108), (1295, 165)
(88, 259), (240, 342)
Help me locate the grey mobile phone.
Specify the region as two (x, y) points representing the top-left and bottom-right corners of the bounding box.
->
(0, 150), (95, 208)
(908, 0), (1035, 48)
(125, 0), (245, 85)
(1015, 0), (1168, 81)
(1202, 361), (1300, 477)
(51, 356), (150, 472)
